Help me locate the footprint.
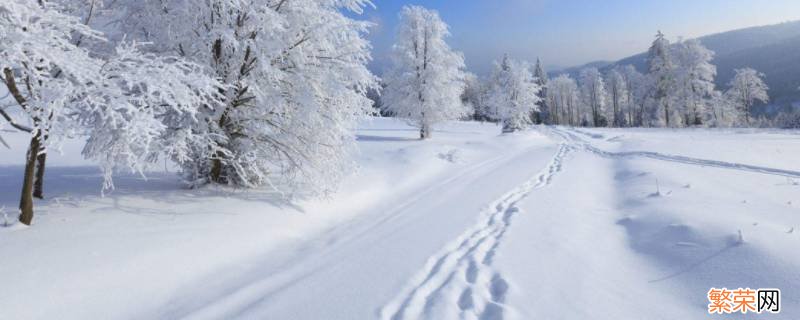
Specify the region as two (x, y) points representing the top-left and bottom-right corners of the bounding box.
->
(458, 287), (474, 310)
(466, 259), (478, 284)
(482, 243), (499, 265)
(480, 302), (504, 320)
(490, 274), (509, 303)
(502, 207), (518, 224)
(381, 144), (570, 320)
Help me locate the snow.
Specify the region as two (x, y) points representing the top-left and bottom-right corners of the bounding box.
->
(382, 5), (468, 137)
(2, 118), (800, 319)
(505, 126), (800, 319)
(487, 57), (541, 132)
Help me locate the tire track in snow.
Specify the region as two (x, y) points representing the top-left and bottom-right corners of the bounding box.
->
(549, 127), (800, 179)
(380, 143), (571, 320)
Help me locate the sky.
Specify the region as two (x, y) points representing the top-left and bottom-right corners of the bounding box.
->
(360, 0), (800, 75)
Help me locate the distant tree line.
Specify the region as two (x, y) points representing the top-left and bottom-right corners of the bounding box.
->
(470, 32), (781, 128)
(376, 29), (800, 129)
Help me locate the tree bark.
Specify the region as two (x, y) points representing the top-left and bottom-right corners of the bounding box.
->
(745, 101), (751, 125)
(19, 133), (41, 225)
(4, 67), (39, 225)
(33, 152), (46, 199)
(210, 154), (224, 184)
(419, 124), (431, 139)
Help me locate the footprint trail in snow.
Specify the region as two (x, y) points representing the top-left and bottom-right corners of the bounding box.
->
(380, 143), (571, 320)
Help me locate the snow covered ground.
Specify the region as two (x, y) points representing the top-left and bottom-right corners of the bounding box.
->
(1, 118), (799, 319)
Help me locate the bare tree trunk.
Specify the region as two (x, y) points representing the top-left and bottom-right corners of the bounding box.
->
(19, 133), (41, 225)
(420, 123), (431, 139)
(33, 152), (46, 199)
(210, 156), (224, 183)
(419, 108), (431, 139)
(745, 101), (751, 125)
(640, 101), (647, 127)
(4, 67), (39, 225)
(628, 107), (634, 127)
(612, 90), (619, 127)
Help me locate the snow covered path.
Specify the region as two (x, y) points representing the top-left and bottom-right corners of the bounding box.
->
(380, 143), (570, 320)
(381, 125), (800, 320)
(2, 119), (799, 319)
(158, 130), (562, 320)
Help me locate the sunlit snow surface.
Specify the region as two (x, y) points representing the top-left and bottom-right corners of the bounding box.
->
(1, 118), (799, 319)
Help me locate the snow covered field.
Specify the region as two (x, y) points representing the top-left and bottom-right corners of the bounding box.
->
(1, 118), (799, 319)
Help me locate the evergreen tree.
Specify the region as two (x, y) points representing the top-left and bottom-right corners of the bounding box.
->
(647, 31), (676, 127)
(486, 56), (541, 132)
(533, 58), (549, 124)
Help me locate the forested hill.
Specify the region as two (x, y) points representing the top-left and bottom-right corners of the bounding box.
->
(553, 20), (800, 109)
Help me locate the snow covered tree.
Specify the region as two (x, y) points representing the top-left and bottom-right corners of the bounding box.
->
(77, 44), (225, 190)
(547, 74), (580, 126)
(726, 68), (769, 125)
(461, 72), (488, 121)
(606, 69), (629, 127)
(672, 39), (717, 126)
(1, 0), (221, 225)
(618, 65), (648, 126)
(578, 68), (608, 127)
(0, 0), (100, 224)
(773, 109), (800, 129)
(486, 56), (541, 132)
(707, 90), (736, 127)
(382, 5), (467, 139)
(110, 0), (378, 192)
(17, 0), (110, 201)
(647, 31), (677, 127)
(533, 58), (548, 124)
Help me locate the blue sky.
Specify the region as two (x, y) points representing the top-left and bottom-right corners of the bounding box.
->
(361, 0), (800, 75)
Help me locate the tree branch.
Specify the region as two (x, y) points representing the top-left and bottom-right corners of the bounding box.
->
(273, 0), (288, 12)
(2, 69), (37, 133)
(3, 68), (30, 111)
(0, 107), (32, 133)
